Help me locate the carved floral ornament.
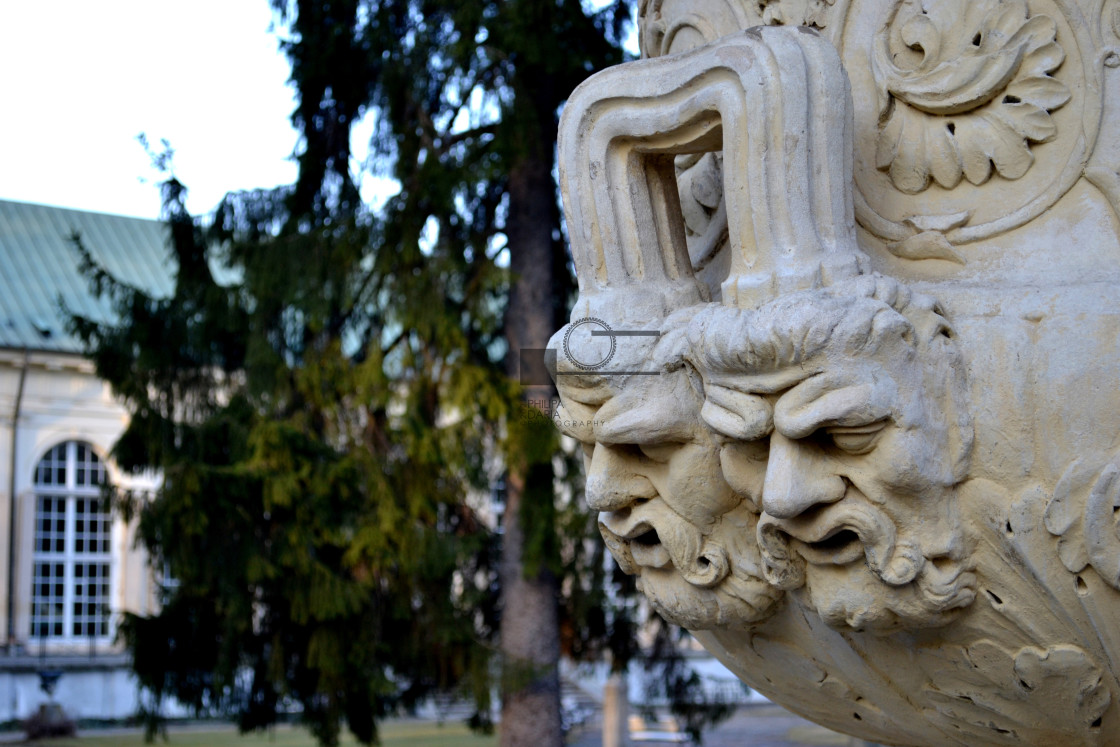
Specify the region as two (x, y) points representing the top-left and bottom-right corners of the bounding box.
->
(849, 0), (1102, 246)
(637, 0), (1109, 251)
(872, 0), (1071, 195)
(550, 22), (1120, 746)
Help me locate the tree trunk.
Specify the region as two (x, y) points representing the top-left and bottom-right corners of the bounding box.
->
(500, 127), (563, 747)
(498, 469), (562, 747)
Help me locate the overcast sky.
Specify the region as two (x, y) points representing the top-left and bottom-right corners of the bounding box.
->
(0, 2), (302, 220)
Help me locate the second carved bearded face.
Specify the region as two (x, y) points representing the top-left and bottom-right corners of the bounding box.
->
(688, 278), (977, 632)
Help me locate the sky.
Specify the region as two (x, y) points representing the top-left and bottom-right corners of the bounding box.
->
(0, 2), (303, 221)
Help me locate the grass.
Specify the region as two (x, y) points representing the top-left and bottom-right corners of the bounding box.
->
(24, 719), (498, 747)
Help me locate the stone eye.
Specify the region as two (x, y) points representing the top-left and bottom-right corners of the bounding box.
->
(825, 422), (887, 455)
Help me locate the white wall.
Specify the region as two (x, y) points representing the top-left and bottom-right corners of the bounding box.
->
(0, 666), (141, 722)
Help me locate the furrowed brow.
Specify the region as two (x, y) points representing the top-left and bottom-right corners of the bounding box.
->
(773, 381), (893, 439)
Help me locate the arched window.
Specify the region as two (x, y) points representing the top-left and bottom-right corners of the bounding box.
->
(30, 441), (112, 641)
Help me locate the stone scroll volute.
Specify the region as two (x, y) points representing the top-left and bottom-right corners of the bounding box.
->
(550, 4), (1120, 745)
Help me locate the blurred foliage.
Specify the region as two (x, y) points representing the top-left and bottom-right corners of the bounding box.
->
(642, 618), (740, 745)
(67, 1), (640, 746)
(70, 159), (506, 746)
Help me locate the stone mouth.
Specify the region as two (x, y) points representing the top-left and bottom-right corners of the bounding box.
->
(628, 523), (673, 569)
(795, 527), (865, 565)
(759, 493), (900, 576)
(598, 496), (734, 589)
(600, 513), (673, 570)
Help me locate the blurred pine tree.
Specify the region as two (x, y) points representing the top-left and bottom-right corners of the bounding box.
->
(68, 1), (637, 745)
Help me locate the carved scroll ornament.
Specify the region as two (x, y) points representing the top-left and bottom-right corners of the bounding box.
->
(639, 0), (1109, 253)
(550, 22), (1120, 746)
(872, 0), (1071, 194)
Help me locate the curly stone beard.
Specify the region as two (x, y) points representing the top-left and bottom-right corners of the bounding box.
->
(600, 502), (783, 630)
(756, 492), (977, 632)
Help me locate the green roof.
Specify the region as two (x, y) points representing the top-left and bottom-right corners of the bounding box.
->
(0, 199), (174, 353)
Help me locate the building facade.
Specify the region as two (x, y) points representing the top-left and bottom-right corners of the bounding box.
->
(0, 199), (170, 722)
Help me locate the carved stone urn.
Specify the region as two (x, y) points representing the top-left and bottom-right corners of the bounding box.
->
(548, 1), (1120, 744)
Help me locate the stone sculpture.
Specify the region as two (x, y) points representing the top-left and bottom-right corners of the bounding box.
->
(548, 0), (1120, 743)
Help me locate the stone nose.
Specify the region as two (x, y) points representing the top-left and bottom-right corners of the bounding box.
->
(761, 431), (846, 519)
(585, 442), (657, 511)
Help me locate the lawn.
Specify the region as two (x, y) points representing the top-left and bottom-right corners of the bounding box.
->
(25, 719), (498, 747)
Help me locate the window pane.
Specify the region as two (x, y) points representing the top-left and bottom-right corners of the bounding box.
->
(75, 498), (111, 557)
(74, 443), (104, 488)
(31, 562), (64, 639)
(75, 443), (88, 486)
(33, 497), (65, 556)
(34, 444), (67, 486)
(72, 563), (110, 639)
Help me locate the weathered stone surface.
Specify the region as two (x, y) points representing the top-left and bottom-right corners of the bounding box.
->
(550, 3), (1120, 744)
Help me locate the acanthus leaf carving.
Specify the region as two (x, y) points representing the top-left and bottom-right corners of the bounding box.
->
(1046, 455), (1120, 590)
(873, 0), (1070, 194)
(1085, 466), (1120, 588)
(922, 640), (1110, 745)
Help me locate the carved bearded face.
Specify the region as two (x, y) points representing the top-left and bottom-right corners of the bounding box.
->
(550, 319), (783, 630)
(688, 278), (977, 632)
